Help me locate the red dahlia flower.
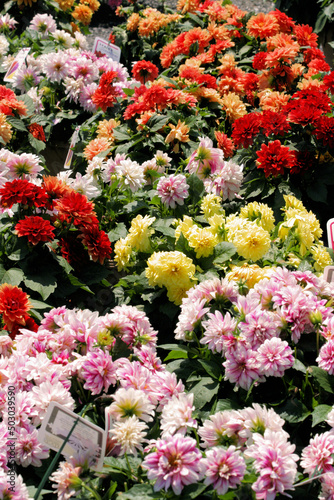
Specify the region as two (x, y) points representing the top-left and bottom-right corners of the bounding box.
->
(0, 179), (49, 209)
(79, 225), (112, 265)
(314, 116), (334, 150)
(15, 216), (55, 245)
(54, 191), (98, 227)
(232, 113), (261, 148)
(92, 70), (119, 112)
(28, 123), (46, 142)
(256, 140), (296, 177)
(0, 283), (30, 330)
(132, 61), (159, 84)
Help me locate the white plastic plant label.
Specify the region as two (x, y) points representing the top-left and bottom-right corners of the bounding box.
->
(4, 48), (31, 82)
(93, 37), (121, 62)
(38, 401), (106, 471)
(327, 218), (334, 251)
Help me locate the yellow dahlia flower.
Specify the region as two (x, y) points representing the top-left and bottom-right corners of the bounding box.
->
(208, 214), (227, 242)
(311, 244), (333, 273)
(127, 215), (155, 253)
(145, 251), (196, 289)
(201, 193), (224, 220)
(232, 222), (271, 262)
(226, 263), (274, 289)
(114, 238), (132, 272)
(240, 201), (275, 232)
(187, 227), (218, 259)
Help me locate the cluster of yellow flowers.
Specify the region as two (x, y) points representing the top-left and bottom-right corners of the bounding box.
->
(113, 193), (332, 306)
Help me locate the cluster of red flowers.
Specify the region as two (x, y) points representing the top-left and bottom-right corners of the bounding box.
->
(123, 82), (197, 121)
(0, 178), (112, 267)
(229, 83), (334, 177)
(92, 70), (119, 112)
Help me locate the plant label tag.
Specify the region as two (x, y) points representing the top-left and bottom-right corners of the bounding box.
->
(327, 218), (334, 251)
(4, 48), (31, 82)
(38, 401), (106, 471)
(324, 266), (334, 283)
(93, 37), (121, 62)
(64, 126), (80, 169)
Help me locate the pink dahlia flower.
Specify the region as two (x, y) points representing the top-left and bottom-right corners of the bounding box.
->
(200, 445), (246, 495)
(157, 174), (189, 208)
(81, 349), (117, 395)
(142, 434), (203, 495)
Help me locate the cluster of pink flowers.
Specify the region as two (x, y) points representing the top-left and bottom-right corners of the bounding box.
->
(1, 15), (131, 115)
(1, 297), (334, 497)
(175, 268), (334, 390)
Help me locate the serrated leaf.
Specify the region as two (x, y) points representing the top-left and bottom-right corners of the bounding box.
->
(108, 223), (128, 242)
(311, 366), (334, 394)
(197, 358), (222, 380)
(23, 273), (57, 300)
(276, 399), (310, 423)
(215, 399), (240, 413)
(0, 268), (24, 286)
(213, 242), (236, 266)
(312, 404), (332, 427)
(6, 116), (27, 131)
(191, 376), (219, 409)
(29, 298), (51, 309)
(164, 349), (189, 361)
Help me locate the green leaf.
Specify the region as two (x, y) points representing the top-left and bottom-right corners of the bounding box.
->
(276, 399), (310, 423)
(23, 273), (57, 300)
(197, 358), (222, 380)
(180, 483), (208, 499)
(6, 116), (27, 131)
(187, 174), (205, 204)
(311, 366), (334, 394)
(0, 268), (24, 286)
(7, 243), (30, 261)
(108, 223), (128, 242)
(28, 133), (46, 153)
(116, 484), (160, 499)
(146, 114), (169, 133)
(186, 12), (204, 28)
(153, 218), (176, 237)
(312, 404), (332, 427)
(315, 11), (328, 32)
(191, 376), (219, 409)
(66, 273), (93, 293)
(213, 242), (236, 265)
(113, 127), (130, 142)
(0, 264), (6, 282)
(122, 87), (135, 97)
(215, 399), (240, 412)
(293, 359), (307, 373)
(29, 299), (51, 310)
(164, 349), (189, 361)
